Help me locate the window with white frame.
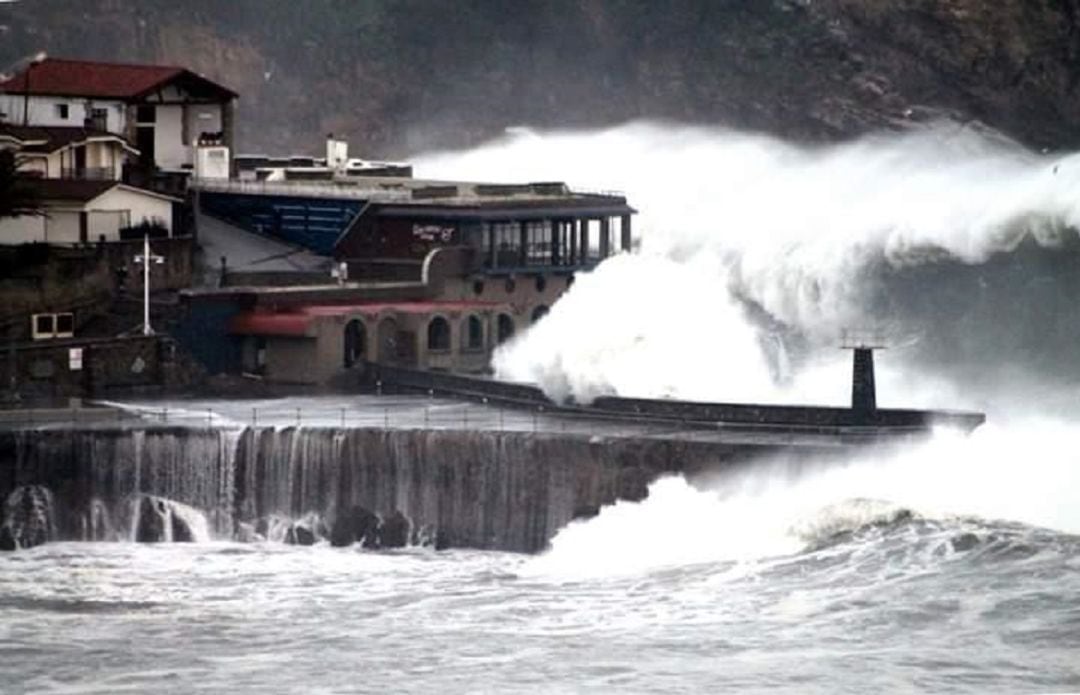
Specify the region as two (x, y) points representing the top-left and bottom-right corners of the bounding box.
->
(31, 313), (74, 340)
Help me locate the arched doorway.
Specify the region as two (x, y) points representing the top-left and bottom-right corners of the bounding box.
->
(530, 305), (549, 324)
(427, 316), (451, 351)
(496, 314), (515, 344)
(343, 319), (366, 368)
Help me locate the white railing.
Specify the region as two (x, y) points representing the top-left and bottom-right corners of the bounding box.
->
(568, 186), (626, 198)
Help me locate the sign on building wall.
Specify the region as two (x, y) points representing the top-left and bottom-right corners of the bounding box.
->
(68, 348), (83, 371)
(412, 224), (454, 243)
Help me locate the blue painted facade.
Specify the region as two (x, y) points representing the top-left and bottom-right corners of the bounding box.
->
(200, 192), (365, 255)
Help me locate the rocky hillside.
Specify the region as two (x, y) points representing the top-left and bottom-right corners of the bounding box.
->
(2, 0), (1080, 156)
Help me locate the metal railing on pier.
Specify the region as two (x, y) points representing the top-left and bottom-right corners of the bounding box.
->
(0, 394), (931, 446)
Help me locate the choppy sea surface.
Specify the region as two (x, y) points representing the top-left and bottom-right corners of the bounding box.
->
(2, 485), (1078, 694)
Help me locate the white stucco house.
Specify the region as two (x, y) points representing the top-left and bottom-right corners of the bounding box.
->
(0, 57), (237, 174)
(0, 179), (181, 245)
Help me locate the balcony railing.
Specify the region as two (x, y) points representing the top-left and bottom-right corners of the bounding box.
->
(61, 167), (115, 181)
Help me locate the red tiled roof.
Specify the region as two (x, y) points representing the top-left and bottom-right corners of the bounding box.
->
(0, 58), (236, 100)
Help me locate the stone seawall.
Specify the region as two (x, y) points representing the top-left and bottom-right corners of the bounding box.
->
(0, 426), (768, 553)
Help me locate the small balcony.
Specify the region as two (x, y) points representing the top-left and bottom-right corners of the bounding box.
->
(61, 167), (116, 181)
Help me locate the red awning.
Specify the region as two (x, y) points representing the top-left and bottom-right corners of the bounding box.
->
(228, 300), (502, 337)
(229, 312), (312, 337)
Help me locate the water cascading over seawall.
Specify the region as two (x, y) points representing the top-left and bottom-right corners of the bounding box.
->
(0, 426), (768, 552)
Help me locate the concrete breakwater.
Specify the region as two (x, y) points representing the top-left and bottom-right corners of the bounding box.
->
(0, 425), (780, 553)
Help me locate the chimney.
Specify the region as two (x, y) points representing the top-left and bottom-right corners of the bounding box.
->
(326, 133), (348, 172)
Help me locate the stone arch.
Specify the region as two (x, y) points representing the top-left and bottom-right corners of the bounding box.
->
(343, 318), (367, 368)
(496, 313), (515, 344)
(427, 315), (451, 351)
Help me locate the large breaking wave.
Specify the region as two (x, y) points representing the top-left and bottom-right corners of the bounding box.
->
(417, 121), (1080, 562)
(417, 121), (1080, 411)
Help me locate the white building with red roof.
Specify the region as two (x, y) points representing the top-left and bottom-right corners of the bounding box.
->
(0, 57), (236, 174)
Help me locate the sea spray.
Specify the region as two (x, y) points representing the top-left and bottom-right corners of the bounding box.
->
(526, 420), (1080, 579)
(416, 121), (1080, 406)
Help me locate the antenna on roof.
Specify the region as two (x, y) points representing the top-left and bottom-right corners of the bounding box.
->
(841, 330), (886, 412)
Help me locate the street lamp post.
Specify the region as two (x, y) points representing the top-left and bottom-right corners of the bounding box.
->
(133, 234), (164, 336)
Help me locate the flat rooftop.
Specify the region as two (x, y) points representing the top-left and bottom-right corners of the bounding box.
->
(193, 176), (631, 209)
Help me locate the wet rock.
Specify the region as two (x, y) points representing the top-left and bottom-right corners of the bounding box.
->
(330, 505), (380, 548)
(134, 495), (203, 543)
(285, 523), (316, 546)
(379, 510), (411, 549)
(171, 513), (195, 543)
(135, 496), (169, 543)
(434, 529), (452, 551)
(1, 485), (54, 550)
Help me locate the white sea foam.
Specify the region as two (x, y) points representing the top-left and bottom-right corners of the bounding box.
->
(525, 420), (1080, 579)
(416, 121), (1080, 406)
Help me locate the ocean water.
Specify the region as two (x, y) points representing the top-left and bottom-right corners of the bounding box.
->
(2, 483), (1078, 694)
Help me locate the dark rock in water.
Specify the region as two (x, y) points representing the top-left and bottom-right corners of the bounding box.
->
(285, 523), (316, 546)
(434, 529), (452, 551)
(136, 496), (169, 543)
(294, 525), (316, 545)
(331, 506), (380, 548)
(1, 485), (54, 550)
(134, 495), (203, 543)
(171, 513), (195, 543)
(379, 510), (411, 549)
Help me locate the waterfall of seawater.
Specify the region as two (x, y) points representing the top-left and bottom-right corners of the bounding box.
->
(1, 426), (702, 552)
